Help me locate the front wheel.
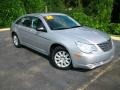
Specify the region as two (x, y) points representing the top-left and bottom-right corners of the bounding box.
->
(51, 46), (72, 70)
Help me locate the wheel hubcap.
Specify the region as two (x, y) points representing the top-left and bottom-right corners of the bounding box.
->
(13, 35), (18, 46)
(54, 51), (71, 68)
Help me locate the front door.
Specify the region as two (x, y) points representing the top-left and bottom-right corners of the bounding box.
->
(31, 16), (52, 54)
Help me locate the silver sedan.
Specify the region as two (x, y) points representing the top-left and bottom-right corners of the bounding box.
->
(11, 13), (114, 70)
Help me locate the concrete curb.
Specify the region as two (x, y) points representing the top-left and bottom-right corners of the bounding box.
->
(0, 28), (10, 32)
(0, 28), (120, 41)
(111, 36), (120, 41)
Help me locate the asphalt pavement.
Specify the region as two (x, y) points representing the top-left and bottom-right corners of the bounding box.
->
(0, 31), (120, 90)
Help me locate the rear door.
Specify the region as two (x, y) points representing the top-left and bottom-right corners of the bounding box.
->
(17, 16), (37, 46)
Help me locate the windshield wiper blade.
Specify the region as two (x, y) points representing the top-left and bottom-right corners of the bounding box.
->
(56, 27), (69, 30)
(70, 25), (82, 28)
(53, 26), (82, 30)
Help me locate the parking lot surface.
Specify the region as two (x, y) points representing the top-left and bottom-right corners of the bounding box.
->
(0, 31), (120, 90)
(86, 59), (120, 90)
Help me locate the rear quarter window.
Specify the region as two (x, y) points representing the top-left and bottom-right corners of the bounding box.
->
(15, 18), (22, 24)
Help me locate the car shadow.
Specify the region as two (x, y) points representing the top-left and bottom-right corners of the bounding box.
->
(21, 45), (91, 72)
(22, 45), (49, 60)
(71, 68), (91, 72)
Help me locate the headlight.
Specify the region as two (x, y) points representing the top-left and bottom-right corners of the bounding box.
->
(76, 42), (97, 53)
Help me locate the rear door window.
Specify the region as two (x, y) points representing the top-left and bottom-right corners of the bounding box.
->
(16, 17), (32, 28)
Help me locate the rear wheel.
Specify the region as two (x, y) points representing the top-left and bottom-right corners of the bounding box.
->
(51, 46), (72, 70)
(12, 34), (21, 48)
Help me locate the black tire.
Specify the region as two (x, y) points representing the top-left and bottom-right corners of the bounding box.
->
(50, 46), (72, 70)
(12, 34), (21, 48)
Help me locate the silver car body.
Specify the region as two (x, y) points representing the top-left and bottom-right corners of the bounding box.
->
(11, 13), (114, 69)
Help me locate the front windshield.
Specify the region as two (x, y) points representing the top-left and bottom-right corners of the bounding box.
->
(44, 15), (81, 30)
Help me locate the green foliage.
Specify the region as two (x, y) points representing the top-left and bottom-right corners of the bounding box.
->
(78, 0), (114, 33)
(72, 0), (120, 34)
(0, 0), (120, 34)
(109, 24), (120, 35)
(21, 0), (46, 13)
(44, 0), (65, 12)
(0, 0), (25, 27)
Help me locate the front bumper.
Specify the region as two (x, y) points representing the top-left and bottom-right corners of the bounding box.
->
(79, 54), (114, 69)
(70, 45), (114, 69)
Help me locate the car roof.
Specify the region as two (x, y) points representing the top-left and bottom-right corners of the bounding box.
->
(24, 13), (66, 17)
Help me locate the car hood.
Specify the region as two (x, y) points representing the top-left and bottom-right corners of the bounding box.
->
(53, 26), (110, 44)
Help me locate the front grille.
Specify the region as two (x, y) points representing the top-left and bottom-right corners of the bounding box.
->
(97, 39), (112, 52)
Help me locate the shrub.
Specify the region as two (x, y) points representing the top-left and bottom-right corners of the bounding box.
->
(67, 0), (119, 34)
(109, 24), (120, 35)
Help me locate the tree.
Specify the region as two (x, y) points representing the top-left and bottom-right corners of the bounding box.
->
(44, 0), (65, 12)
(111, 0), (120, 23)
(0, 0), (25, 27)
(21, 0), (46, 13)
